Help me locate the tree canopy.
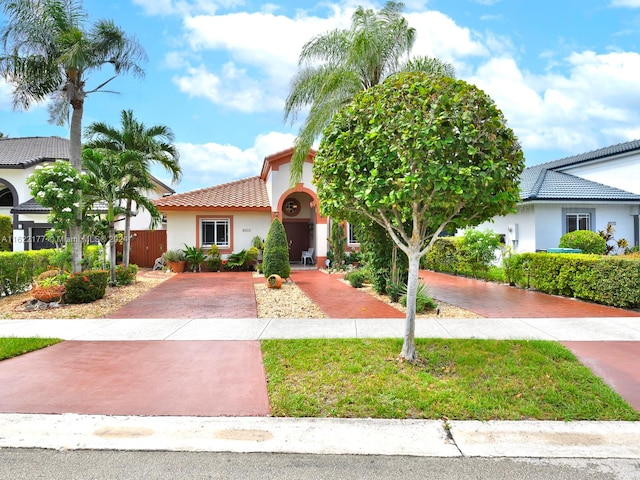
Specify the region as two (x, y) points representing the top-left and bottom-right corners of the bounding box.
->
(284, 1), (454, 183)
(313, 72), (525, 360)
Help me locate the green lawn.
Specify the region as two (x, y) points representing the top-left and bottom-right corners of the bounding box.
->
(262, 338), (640, 421)
(0, 337), (62, 361)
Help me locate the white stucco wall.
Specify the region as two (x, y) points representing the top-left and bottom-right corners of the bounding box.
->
(165, 210), (272, 254)
(560, 153), (640, 195)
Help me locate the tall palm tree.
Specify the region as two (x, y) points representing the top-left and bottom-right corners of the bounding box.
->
(0, 0), (146, 273)
(84, 109), (181, 267)
(284, 1), (455, 183)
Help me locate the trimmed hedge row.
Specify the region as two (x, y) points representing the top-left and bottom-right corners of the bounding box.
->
(0, 249), (57, 295)
(504, 252), (640, 308)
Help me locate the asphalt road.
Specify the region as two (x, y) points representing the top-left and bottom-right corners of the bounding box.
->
(1, 450), (639, 480)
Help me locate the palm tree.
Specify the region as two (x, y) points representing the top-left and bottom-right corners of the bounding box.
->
(0, 0), (146, 273)
(83, 148), (163, 282)
(284, 1), (455, 183)
(84, 109), (181, 267)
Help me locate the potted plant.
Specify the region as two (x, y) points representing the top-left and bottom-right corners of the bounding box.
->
(267, 274), (283, 289)
(31, 272), (67, 303)
(163, 249), (186, 273)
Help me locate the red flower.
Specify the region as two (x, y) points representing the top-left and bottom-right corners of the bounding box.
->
(83, 275), (88, 282)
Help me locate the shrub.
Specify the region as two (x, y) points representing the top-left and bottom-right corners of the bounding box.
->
(82, 245), (104, 270)
(163, 249), (185, 262)
(421, 237), (462, 274)
(347, 270), (366, 288)
(0, 249), (57, 295)
(559, 230), (605, 255)
(205, 245), (222, 272)
(400, 282), (437, 313)
(65, 270), (108, 303)
(262, 218), (290, 279)
(115, 264), (138, 286)
(0, 215), (11, 251)
(459, 229), (502, 279)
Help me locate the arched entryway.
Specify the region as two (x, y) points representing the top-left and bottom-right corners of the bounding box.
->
(278, 189), (318, 265)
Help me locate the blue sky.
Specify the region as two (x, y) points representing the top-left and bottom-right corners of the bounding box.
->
(1, 0), (640, 192)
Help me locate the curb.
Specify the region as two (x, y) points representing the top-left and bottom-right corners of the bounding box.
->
(1, 414), (639, 458)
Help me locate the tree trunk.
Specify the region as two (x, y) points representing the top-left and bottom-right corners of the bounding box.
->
(69, 101), (84, 273)
(123, 199), (133, 268)
(400, 248), (421, 361)
(109, 222), (116, 285)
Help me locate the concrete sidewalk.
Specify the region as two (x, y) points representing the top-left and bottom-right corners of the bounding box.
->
(1, 316), (640, 341)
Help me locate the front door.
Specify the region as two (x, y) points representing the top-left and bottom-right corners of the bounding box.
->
(283, 222), (309, 263)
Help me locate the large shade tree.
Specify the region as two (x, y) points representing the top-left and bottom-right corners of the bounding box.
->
(84, 109), (181, 267)
(284, 1), (455, 183)
(0, 0), (146, 272)
(313, 72), (525, 361)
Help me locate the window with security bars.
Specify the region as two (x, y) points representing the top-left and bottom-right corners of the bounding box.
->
(201, 218), (230, 248)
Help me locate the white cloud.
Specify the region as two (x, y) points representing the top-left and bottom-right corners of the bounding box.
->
(610, 0), (640, 7)
(467, 50), (640, 154)
(174, 131), (296, 191)
(173, 62), (284, 112)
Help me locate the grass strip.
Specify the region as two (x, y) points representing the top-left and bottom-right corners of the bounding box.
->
(0, 337), (62, 361)
(262, 338), (639, 421)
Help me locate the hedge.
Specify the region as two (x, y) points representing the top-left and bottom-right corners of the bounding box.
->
(505, 252), (640, 308)
(0, 249), (57, 296)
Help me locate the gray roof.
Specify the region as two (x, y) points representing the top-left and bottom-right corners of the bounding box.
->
(0, 136), (69, 168)
(521, 140), (640, 202)
(11, 198), (111, 215)
(0, 135), (174, 194)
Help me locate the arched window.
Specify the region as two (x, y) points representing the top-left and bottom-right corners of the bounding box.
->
(0, 187), (13, 207)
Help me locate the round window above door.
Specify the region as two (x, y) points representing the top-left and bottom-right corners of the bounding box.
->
(283, 197), (301, 217)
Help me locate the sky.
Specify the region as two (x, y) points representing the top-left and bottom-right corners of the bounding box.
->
(1, 0), (640, 193)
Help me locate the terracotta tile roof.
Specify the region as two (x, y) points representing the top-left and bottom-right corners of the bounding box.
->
(154, 176), (270, 210)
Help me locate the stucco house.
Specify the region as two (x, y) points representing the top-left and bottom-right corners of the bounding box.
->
(155, 147), (335, 267)
(0, 136), (174, 252)
(476, 140), (640, 253)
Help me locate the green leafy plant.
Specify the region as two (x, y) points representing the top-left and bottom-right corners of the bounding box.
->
(559, 230), (605, 255)
(347, 270), (366, 288)
(115, 264), (138, 285)
(400, 282), (437, 312)
(205, 245), (222, 272)
(163, 249), (185, 263)
(460, 229), (502, 279)
(262, 218), (291, 279)
(0, 249), (57, 296)
(598, 224), (629, 255)
(183, 245), (206, 272)
(64, 270), (108, 304)
(0, 215), (11, 251)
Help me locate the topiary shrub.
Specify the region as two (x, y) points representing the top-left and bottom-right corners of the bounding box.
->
(0, 215), (12, 251)
(65, 270), (108, 303)
(559, 230), (606, 255)
(262, 217), (290, 279)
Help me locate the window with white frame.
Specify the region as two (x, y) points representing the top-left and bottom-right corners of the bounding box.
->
(201, 218), (230, 248)
(562, 208), (595, 234)
(347, 223), (358, 245)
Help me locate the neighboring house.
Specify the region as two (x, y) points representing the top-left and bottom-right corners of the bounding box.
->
(476, 140), (640, 253)
(155, 147), (333, 267)
(0, 136), (174, 252)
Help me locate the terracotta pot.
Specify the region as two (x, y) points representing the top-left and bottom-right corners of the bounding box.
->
(267, 274), (283, 289)
(169, 260), (186, 273)
(32, 285), (66, 303)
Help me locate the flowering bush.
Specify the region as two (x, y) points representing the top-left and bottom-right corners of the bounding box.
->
(64, 270), (108, 303)
(26, 160), (84, 231)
